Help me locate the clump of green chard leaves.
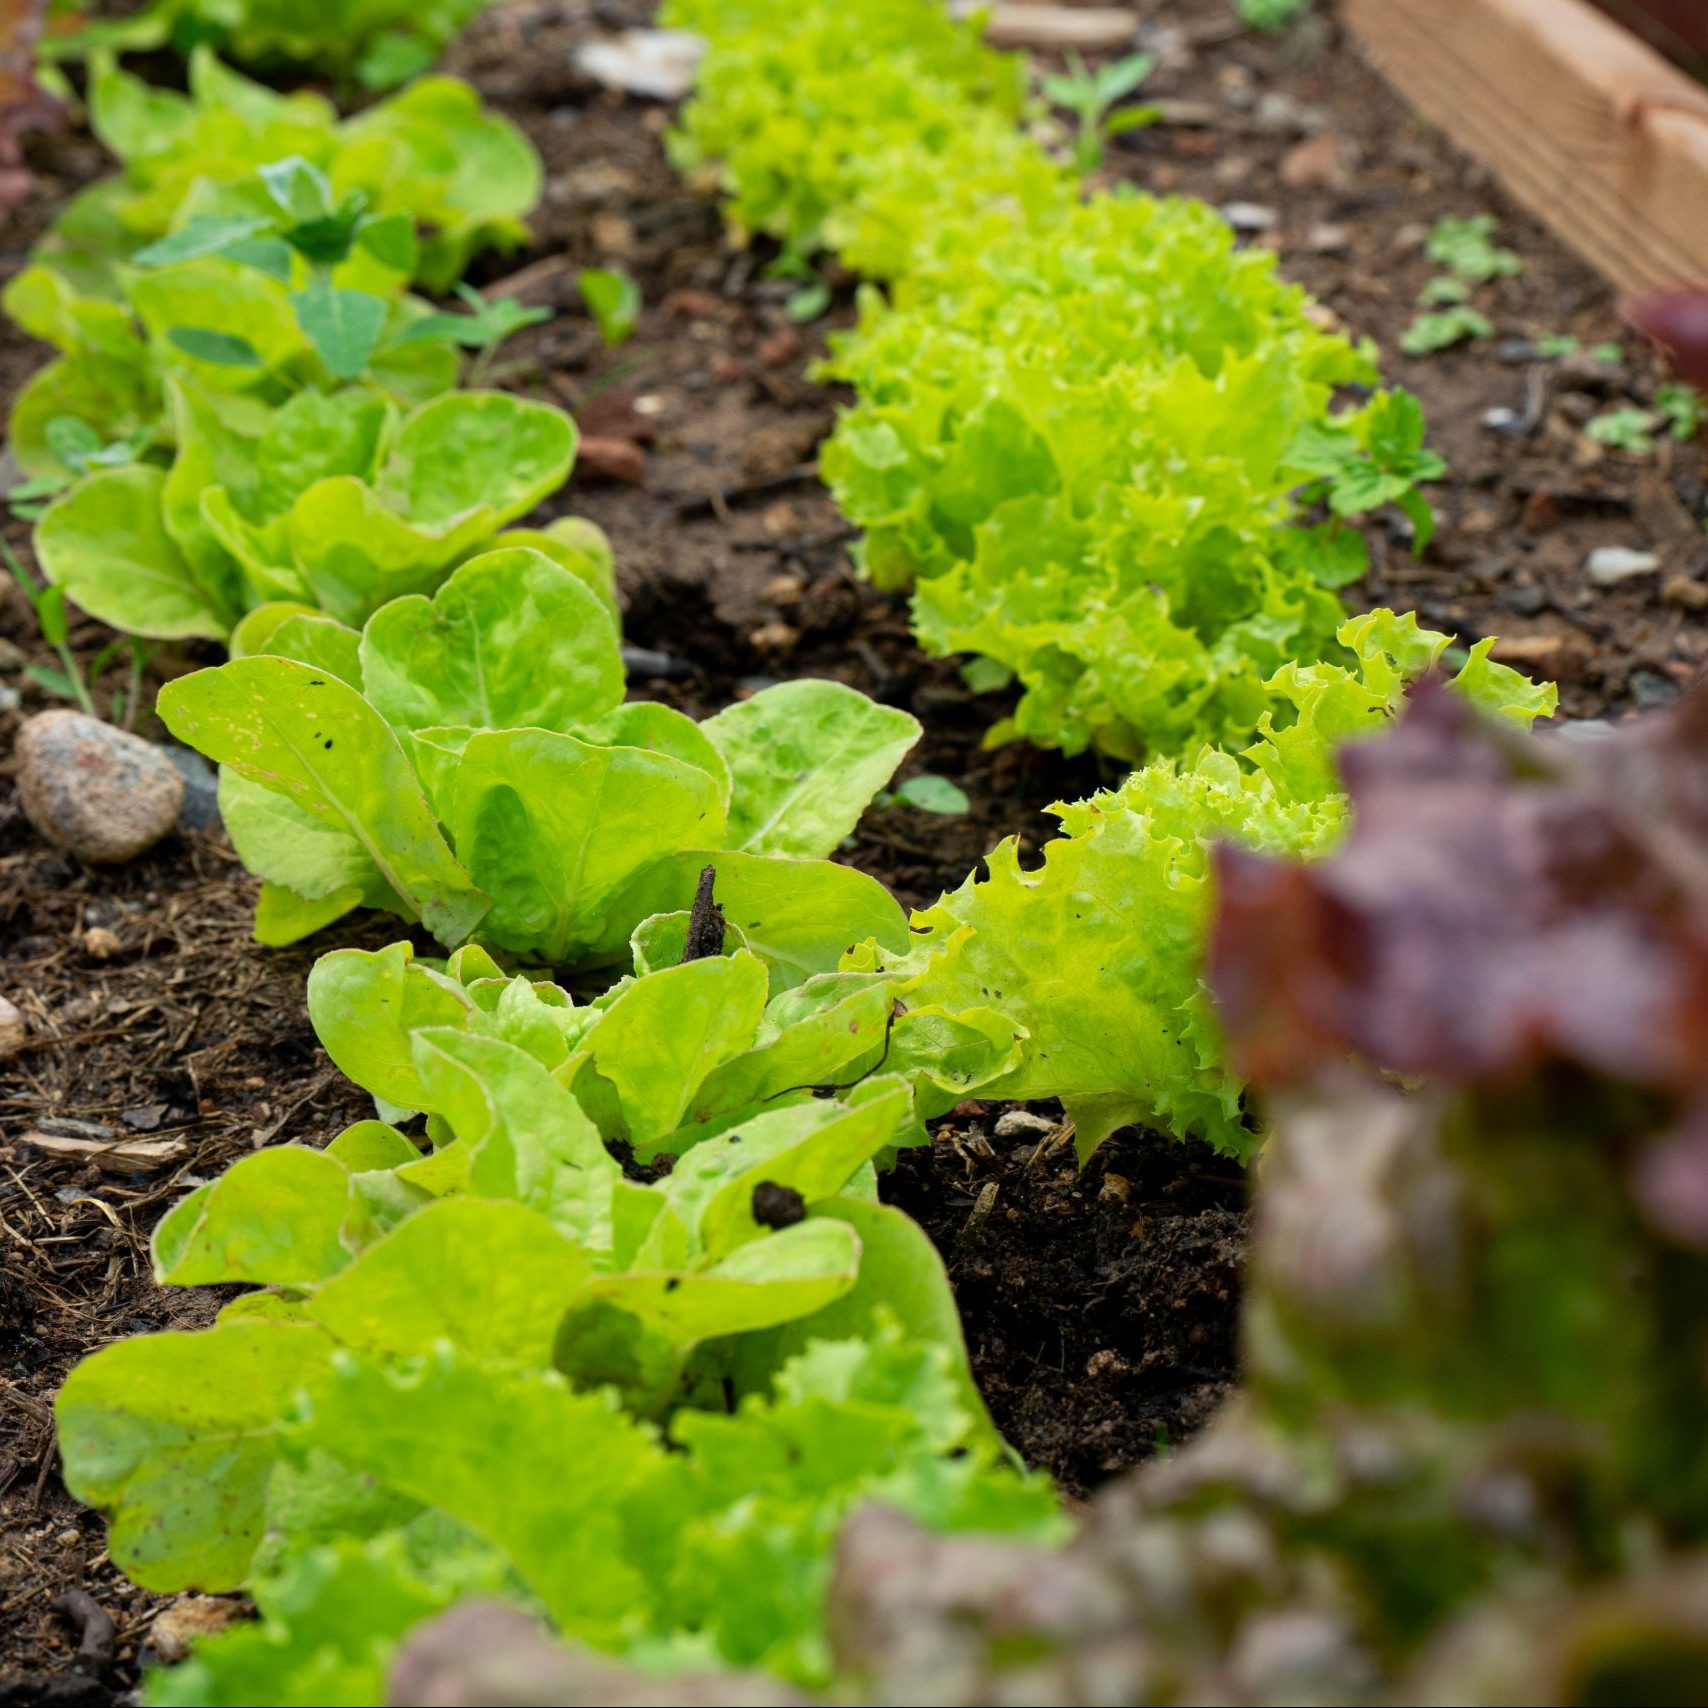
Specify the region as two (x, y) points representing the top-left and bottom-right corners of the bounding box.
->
(43, 0), (499, 98)
(57, 926), (1058, 1705)
(154, 546), (931, 961)
(668, 0), (1449, 765)
(852, 610), (1556, 1160)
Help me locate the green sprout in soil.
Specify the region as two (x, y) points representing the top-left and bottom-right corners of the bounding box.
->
(1426, 212), (1523, 282)
(1038, 51), (1158, 176)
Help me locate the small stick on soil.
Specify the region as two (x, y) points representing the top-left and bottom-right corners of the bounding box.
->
(680, 865), (726, 963)
(51, 1588), (115, 1677)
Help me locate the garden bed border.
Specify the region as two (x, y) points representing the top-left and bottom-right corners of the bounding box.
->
(1344, 0), (1708, 295)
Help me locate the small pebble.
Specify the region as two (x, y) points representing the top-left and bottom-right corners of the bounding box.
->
(1220, 201), (1277, 234)
(1586, 547), (1662, 586)
(82, 927), (122, 961)
(0, 997), (26, 1062)
(994, 1109), (1057, 1142)
(15, 710), (185, 864)
(1630, 669), (1681, 709)
(1664, 576), (1708, 611)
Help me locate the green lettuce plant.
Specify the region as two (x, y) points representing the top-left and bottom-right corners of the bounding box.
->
(852, 611), (1556, 1160)
(31, 386), (577, 639)
(663, 0), (1051, 281)
(670, 0), (1454, 765)
(44, 0), (496, 91)
(33, 51), (537, 295)
(56, 929), (1058, 1705)
(153, 546), (926, 957)
(823, 198), (1444, 761)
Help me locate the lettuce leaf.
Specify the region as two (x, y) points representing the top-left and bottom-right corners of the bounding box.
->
(860, 612), (1558, 1160)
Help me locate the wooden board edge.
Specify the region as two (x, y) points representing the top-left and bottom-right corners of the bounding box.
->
(1343, 0), (1708, 296)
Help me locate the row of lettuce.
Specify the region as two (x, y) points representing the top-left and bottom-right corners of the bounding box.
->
(3, 24), (1066, 1708)
(6, 4), (1562, 1704)
(664, 0), (1556, 1158)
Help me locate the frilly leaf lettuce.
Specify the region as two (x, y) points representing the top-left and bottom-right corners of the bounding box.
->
(818, 194), (1422, 761)
(853, 611), (1558, 1160)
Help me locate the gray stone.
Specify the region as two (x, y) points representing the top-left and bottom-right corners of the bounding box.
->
(165, 745), (222, 832)
(15, 709), (185, 864)
(994, 1108), (1058, 1142)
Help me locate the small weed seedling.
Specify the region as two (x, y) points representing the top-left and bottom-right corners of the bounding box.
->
(1040, 51), (1158, 176)
(1427, 214), (1522, 283)
(578, 266), (643, 346)
(0, 538), (150, 724)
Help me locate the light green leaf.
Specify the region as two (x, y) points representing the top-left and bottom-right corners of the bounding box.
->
(449, 730), (726, 964)
(308, 1199), (592, 1366)
(298, 1353), (661, 1644)
(56, 1322), (335, 1592)
(375, 391), (576, 531)
(159, 656), (488, 945)
(325, 1120), (421, 1172)
(597, 851), (911, 993)
(574, 1218), (862, 1350)
(231, 603), (363, 684)
(578, 266), (641, 345)
(34, 465), (226, 640)
(254, 880), (367, 948)
(574, 702), (732, 809)
(703, 679), (919, 858)
(684, 1084), (911, 1260)
(306, 943), (475, 1112)
(359, 547), (622, 736)
(409, 1029), (616, 1249)
(580, 951), (770, 1151)
(152, 1147), (357, 1288)
(488, 516), (617, 617)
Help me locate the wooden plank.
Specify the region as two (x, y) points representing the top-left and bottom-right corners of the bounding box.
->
(1344, 0), (1708, 295)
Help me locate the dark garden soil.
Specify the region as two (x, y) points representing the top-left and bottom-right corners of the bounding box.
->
(1, 0), (1704, 1693)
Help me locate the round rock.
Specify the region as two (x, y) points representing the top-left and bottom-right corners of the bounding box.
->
(15, 709), (185, 864)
